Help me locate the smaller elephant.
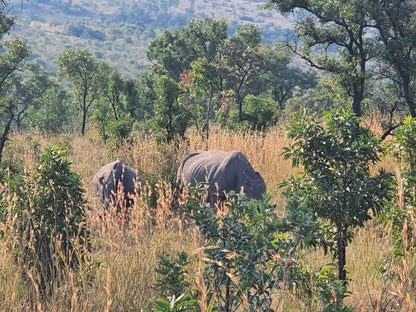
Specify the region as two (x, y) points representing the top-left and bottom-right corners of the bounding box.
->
(93, 160), (140, 210)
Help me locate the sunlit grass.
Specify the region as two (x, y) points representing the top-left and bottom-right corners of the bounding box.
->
(0, 125), (414, 311)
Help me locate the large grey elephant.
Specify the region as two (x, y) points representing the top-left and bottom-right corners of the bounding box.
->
(93, 160), (141, 210)
(177, 149), (266, 204)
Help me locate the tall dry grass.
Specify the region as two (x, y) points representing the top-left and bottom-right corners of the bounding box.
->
(0, 126), (414, 311)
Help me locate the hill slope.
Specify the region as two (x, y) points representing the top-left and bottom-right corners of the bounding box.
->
(7, 0), (294, 78)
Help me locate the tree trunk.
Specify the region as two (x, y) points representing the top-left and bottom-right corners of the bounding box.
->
(81, 107), (87, 137)
(237, 91), (243, 122)
(167, 100), (173, 142)
(225, 276), (231, 312)
(352, 95), (362, 118)
(352, 71), (365, 118)
(80, 92), (88, 137)
(337, 226), (347, 283)
(0, 113), (14, 164)
(402, 76), (416, 117)
(206, 91), (213, 141)
(111, 102), (119, 121)
(273, 86), (287, 109)
(237, 78), (246, 122)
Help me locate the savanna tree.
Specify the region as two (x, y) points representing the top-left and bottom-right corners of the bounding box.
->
(126, 72), (156, 121)
(246, 43), (318, 109)
(188, 58), (222, 139)
(106, 70), (125, 121)
(264, 0), (378, 117)
(370, 0), (416, 118)
(147, 18), (228, 82)
(220, 24), (267, 122)
(58, 48), (111, 136)
(283, 110), (393, 282)
(0, 4), (31, 163)
(265, 0), (416, 123)
(153, 75), (190, 142)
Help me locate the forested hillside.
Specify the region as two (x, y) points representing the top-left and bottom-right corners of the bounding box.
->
(8, 0), (293, 77)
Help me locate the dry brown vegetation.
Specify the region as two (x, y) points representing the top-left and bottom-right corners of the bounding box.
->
(0, 126), (415, 311)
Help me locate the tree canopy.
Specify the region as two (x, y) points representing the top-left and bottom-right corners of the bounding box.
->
(0, 4), (30, 163)
(58, 48), (111, 136)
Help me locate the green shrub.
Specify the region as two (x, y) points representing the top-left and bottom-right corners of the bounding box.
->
(294, 265), (354, 312)
(315, 266), (353, 312)
(182, 186), (295, 312)
(0, 146), (88, 295)
(242, 95), (279, 131)
(216, 95), (279, 132)
(155, 251), (191, 298)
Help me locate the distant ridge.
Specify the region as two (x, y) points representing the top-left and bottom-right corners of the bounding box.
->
(7, 0), (294, 78)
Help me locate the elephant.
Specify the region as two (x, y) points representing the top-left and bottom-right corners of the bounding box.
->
(177, 149), (266, 205)
(93, 160), (141, 210)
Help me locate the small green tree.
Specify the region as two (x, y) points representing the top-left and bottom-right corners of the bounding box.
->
(147, 18), (228, 82)
(215, 95), (241, 131)
(58, 48), (111, 136)
(189, 58), (222, 140)
(155, 252), (191, 299)
(133, 70), (158, 121)
(20, 64), (78, 133)
(92, 95), (134, 150)
(283, 110), (393, 282)
(106, 70), (126, 121)
(247, 43), (318, 110)
(220, 24), (266, 122)
(0, 146), (88, 294)
(153, 75), (191, 142)
(216, 95), (280, 132)
(26, 84), (77, 133)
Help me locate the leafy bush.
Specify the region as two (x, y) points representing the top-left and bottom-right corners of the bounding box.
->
(0, 146), (88, 295)
(153, 75), (192, 143)
(216, 96), (243, 132)
(216, 95), (279, 132)
(92, 105), (135, 157)
(289, 265), (354, 312)
(182, 185), (296, 311)
(155, 251), (191, 298)
(26, 86), (79, 133)
(242, 95), (280, 131)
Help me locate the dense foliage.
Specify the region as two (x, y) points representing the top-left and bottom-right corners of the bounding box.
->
(182, 187), (289, 311)
(283, 110), (394, 281)
(265, 0), (416, 131)
(0, 147), (88, 294)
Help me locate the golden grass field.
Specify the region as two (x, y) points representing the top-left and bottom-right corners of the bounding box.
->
(0, 125), (415, 312)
